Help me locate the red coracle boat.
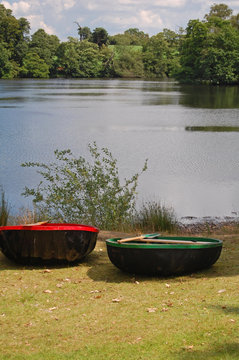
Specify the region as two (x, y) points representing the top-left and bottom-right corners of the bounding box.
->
(0, 222), (99, 265)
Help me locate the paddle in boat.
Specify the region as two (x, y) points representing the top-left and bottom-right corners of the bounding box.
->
(106, 234), (223, 276)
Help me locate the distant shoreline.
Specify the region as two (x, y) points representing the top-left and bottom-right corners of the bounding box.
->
(97, 217), (239, 242)
(178, 215), (239, 234)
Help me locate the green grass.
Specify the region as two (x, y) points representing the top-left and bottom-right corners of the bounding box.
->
(1, 233), (239, 359)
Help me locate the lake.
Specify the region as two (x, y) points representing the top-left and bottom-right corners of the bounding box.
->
(0, 79), (239, 220)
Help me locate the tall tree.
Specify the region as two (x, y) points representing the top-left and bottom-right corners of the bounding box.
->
(113, 46), (144, 78)
(29, 29), (60, 74)
(20, 51), (49, 78)
(56, 37), (110, 77)
(143, 33), (169, 78)
(124, 28), (149, 45)
(177, 16), (239, 84)
(204, 3), (233, 20)
(91, 27), (108, 47)
(0, 43), (14, 78)
(143, 30), (181, 78)
(75, 23), (91, 41)
(0, 4), (30, 77)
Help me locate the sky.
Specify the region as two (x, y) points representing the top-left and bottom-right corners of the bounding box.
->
(1, 0), (239, 40)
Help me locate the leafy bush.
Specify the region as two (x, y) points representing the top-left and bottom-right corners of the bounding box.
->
(22, 142), (147, 230)
(134, 201), (178, 233)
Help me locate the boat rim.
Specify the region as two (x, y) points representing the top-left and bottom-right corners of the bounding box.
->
(106, 236), (223, 249)
(0, 223), (99, 232)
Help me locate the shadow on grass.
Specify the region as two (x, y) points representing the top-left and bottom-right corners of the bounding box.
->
(0, 250), (103, 272)
(175, 342), (239, 360)
(1, 239), (239, 283)
(86, 247), (239, 283)
(208, 304), (239, 315)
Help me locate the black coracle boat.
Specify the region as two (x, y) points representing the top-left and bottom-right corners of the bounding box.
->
(106, 234), (222, 276)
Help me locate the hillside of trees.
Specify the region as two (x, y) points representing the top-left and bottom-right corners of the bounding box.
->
(0, 3), (239, 84)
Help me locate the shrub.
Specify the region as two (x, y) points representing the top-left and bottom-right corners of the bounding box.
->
(134, 201), (178, 233)
(22, 142), (147, 230)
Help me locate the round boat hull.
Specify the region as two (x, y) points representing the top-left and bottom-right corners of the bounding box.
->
(0, 223), (99, 265)
(106, 236), (222, 276)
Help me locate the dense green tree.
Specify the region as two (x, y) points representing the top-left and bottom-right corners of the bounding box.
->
(113, 46), (144, 77)
(29, 29), (60, 75)
(0, 42), (17, 78)
(109, 33), (132, 46)
(204, 3), (233, 20)
(75, 23), (92, 41)
(124, 28), (149, 45)
(143, 33), (168, 78)
(177, 20), (208, 81)
(56, 37), (83, 77)
(142, 30), (181, 78)
(200, 18), (239, 83)
(13, 17), (30, 65)
(109, 28), (149, 46)
(56, 37), (111, 77)
(161, 29), (182, 76)
(177, 16), (239, 84)
(99, 45), (114, 77)
(91, 27), (108, 47)
(0, 5), (30, 51)
(20, 51), (49, 78)
(0, 4), (30, 76)
(76, 40), (104, 77)
(0, 4), (11, 17)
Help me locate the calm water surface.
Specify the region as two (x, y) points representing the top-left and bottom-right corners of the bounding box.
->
(0, 79), (239, 219)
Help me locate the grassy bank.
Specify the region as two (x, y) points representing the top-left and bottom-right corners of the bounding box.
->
(0, 231), (239, 359)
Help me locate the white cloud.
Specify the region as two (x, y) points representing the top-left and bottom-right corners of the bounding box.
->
(27, 14), (55, 34)
(118, 0), (136, 4)
(39, 21), (55, 34)
(101, 9), (163, 29)
(86, 2), (99, 10)
(85, 0), (186, 8)
(154, 0), (186, 7)
(139, 10), (163, 26)
(1, 0), (41, 15)
(1, 1), (11, 9)
(226, 0), (239, 7)
(63, 0), (75, 9)
(13, 0), (30, 12)
(40, 0), (76, 13)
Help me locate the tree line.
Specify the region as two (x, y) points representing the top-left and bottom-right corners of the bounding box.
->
(0, 3), (239, 84)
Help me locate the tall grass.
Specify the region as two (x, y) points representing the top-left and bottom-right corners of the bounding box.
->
(4, 199), (179, 232)
(0, 189), (10, 226)
(12, 206), (45, 225)
(134, 201), (178, 233)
